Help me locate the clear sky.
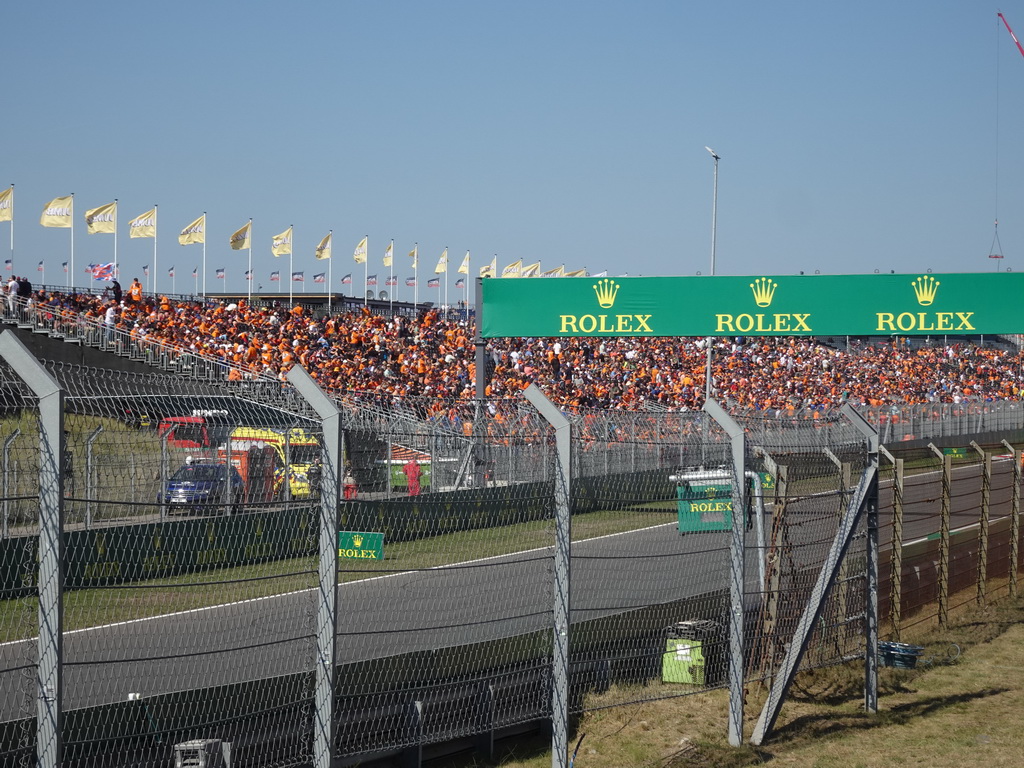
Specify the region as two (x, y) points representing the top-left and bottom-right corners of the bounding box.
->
(3, 1), (1024, 300)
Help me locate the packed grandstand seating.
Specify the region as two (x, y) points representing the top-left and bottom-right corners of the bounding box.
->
(16, 284), (1024, 412)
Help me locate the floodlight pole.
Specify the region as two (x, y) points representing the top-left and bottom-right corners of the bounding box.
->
(704, 146), (720, 407)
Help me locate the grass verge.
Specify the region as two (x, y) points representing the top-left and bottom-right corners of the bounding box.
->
(432, 590), (1024, 768)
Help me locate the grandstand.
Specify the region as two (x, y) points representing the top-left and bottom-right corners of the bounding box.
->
(4, 284), (1024, 415)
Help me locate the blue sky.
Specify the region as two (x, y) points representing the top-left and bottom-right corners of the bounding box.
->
(3, 1), (1024, 299)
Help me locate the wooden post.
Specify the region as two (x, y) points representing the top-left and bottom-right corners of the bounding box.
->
(971, 442), (990, 606)
(1002, 441), (1021, 599)
(928, 444), (951, 630)
(759, 462), (788, 682)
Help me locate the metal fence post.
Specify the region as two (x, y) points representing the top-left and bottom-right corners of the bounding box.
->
(286, 365), (342, 768)
(928, 444), (951, 630)
(0, 330), (65, 768)
(971, 442), (990, 606)
(703, 398), (746, 747)
(840, 404), (879, 715)
(3, 428), (20, 538)
(85, 426), (103, 529)
(523, 384), (571, 768)
(1002, 441), (1020, 598)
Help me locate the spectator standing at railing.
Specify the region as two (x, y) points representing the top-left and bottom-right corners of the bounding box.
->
(103, 302), (117, 343)
(5, 275), (17, 316)
(128, 278), (143, 304)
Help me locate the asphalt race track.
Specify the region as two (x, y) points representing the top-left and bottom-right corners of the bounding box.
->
(0, 459), (1015, 722)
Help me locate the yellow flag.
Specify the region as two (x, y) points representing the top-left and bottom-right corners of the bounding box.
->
(541, 265), (565, 277)
(315, 232), (332, 260)
(521, 261), (541, 277)
(457, 251), (470, 275)
(408, 244), (418, 267)
(0, 187), (12, 223)
(434, 248), (448, 274)
(480, 256), (496, 278)
(383, 241), (393, 267)
(40, 195), (73, 228)
(178, 214), (205, 245)
(85, 201), (117, 234)
(272, 226), (293, 257)
(501, 259), (522, 278)
(564, 268), (588, 277)
(353, 236), (368, 264)
(128, 208), (156, 239)
(230, 221), (251, 250)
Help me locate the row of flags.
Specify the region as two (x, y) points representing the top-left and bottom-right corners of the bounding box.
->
(44, 258), (476, 288)
(3, 190), (599, 281)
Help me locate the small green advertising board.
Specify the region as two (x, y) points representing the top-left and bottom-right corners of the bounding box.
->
(942, 447), (968, 459)
(677, 482), (733, 533)
(338, 531), (384, 560)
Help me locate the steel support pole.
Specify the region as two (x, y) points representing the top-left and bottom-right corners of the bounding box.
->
(3, 428), (20, 538)
(286, 365), (342, 768)
(703, 398), (746, 746)
(474, 277), (488, 489)
(880, 445), (903, 641)
(523, 384), (571, 768)
(85, 426), (103, 529)
(0, 330), (65, 768)
(841, 403), (879, 715)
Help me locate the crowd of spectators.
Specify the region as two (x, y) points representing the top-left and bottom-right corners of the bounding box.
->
(15, 283), (1024, 413)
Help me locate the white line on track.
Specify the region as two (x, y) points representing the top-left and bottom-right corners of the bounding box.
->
(1, 520), (678, 645)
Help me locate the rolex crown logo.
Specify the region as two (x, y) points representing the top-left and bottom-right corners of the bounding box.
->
(705, 486), (717, 499)
(352, 534), (363, 547)
(912, 275), (939, 306)
(593, 278), (619, 309)
(750, 277), (777, 308)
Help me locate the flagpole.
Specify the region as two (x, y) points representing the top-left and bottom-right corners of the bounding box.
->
(246, 218), (252, 305)
(201, 211), (208, 300)
(444, 246), (448, 313)
(327, 231), (333, 315)
(413, 243), (418, 309)
(113, 199), (118, 282)
(8, 185), (13, 278)
(152, 204), (158, 298)
(389, 239), (394, 314)
(363, 235), (368, 307)
(70, 193), (75, 293)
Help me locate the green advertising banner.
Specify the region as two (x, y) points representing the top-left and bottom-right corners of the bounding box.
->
(677, 483), (733, 533)
(481, 272), (1024, 337)
(337, 530), (384, 560)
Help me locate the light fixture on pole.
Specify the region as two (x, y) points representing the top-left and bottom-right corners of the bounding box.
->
(704, 147), (720, 406)
(705, 147), (720, 277)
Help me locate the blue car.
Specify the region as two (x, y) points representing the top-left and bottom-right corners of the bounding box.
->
(160, 462), (244, 514)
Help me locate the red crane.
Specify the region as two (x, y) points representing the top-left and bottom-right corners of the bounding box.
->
(998, 12), (1024, 60)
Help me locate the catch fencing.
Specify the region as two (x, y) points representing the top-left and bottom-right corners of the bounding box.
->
(0, 330), (1022, 767)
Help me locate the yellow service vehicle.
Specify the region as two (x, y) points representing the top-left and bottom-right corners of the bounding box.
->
(221, 427), (320, 499)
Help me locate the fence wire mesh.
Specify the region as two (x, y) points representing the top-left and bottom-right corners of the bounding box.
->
(3, 347), (1024, 766)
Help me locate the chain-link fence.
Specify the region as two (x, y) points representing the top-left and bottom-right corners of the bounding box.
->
(1, 338), (1023, 767)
